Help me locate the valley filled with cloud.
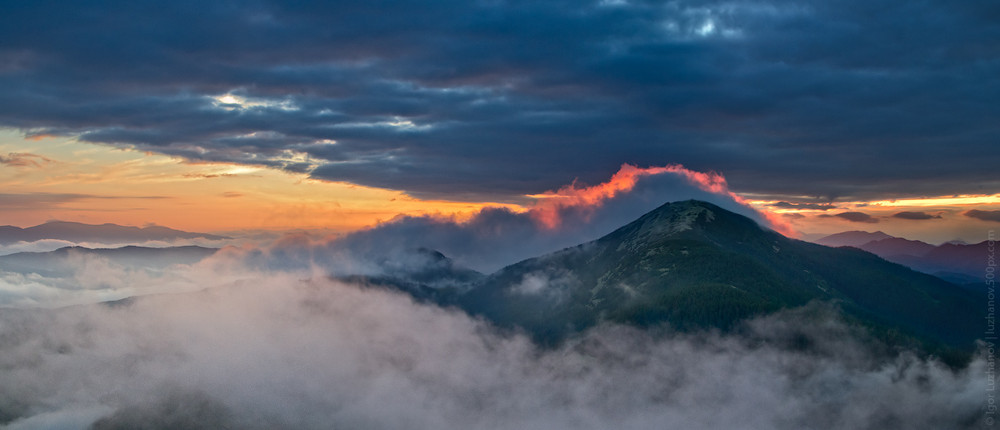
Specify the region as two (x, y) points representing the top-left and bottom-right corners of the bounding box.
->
(0, 274), (986, 429)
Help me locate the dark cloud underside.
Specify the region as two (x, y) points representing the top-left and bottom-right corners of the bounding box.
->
(892, 211), (941, 220)
(771, 201), (838, 210)
(964, 209), (1000, 223)
(0, 0), (997, 201)
(828, 211), (879, 223)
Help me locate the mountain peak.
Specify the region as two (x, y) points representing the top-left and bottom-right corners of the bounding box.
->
(590, 200), (769, 257)
(633, 200), (718, 234)
(616, 200), (762, 238)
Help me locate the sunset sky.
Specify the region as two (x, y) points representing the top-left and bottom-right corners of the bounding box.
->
(1, 0), (997, 244)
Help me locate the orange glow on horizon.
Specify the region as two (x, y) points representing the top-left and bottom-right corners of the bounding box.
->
(864, 194), (1000, 208)
(0, 131), (519, 232)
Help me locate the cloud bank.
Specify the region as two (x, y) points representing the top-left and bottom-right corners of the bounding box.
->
(0, 276), (987, 430)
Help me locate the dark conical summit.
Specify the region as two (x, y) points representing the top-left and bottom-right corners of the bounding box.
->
(599, 200), (767, 248)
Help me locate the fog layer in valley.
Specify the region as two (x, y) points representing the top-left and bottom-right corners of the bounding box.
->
(0, 275), (987, 430)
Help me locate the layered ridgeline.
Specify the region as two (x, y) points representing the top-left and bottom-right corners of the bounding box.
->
(0, 221), (228, 245)
(0, 246), (218, 277)
(365, 200), (983, 361)
(817, 230), (989, 286)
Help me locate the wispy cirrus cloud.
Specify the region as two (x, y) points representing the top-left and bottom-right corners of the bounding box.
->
(0, 152), (54, 168)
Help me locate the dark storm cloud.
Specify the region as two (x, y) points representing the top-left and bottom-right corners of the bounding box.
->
(823, 211), (879, 223)
(0, 0), (997, 201)
(892, 211), (942, 220)
(964, 209), (1000, 223)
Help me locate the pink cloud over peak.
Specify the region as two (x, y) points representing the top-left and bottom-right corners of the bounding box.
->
(529, 163), (795, 237)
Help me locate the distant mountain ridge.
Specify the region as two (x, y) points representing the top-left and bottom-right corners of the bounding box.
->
(0, 245), (219, 277)
(815, 230), (988, 283)
(0, 221), (229, 244)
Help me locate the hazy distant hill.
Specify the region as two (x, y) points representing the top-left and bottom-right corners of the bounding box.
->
(891, 242), (991, 283)
(814, 230), (893, 247)
(857, 237), (937, 257)
(0, 221), (229, 244)
(0, 246), (218, 277)
(340, 248), (485, 305)
(816, 231), (988, 283)
(359, 201), (982, 364)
